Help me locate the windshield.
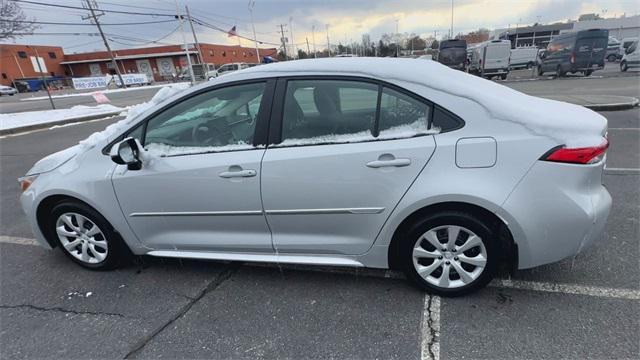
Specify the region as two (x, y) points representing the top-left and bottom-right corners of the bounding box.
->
(439, 48), (467, 64)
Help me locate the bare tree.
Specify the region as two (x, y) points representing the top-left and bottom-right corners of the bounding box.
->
(1, 0), (38, 40)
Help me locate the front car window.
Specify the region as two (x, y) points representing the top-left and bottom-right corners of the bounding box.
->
(139, 82), (265, 156)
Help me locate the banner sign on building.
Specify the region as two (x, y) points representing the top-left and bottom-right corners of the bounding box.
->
(72, 73), (149, 90)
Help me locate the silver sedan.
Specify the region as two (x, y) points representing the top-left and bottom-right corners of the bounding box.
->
(19, 58), (611, 296)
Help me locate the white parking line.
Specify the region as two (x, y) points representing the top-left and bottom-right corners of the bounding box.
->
(608, 128), (640, 130)
(421, 295), (441, 360)
(490, 279), (640, 300)
(0, 236), (39, 246)
(605, 167), (640, 174)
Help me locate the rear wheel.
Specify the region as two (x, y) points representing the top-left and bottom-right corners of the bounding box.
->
(400, 211), (498, 296)
(555, 65), (565, 78)
(607, 54), (617, 62)
(49, 201), (130, 270)
(537, 65), (544, 76)
(500, 73), (508, 80)
(584, 70), (593, 76)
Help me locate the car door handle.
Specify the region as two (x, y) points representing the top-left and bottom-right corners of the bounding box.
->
(219, 169), (257, 178)
(366, 158), (411, 168)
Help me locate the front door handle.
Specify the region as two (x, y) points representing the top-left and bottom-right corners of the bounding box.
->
(219, 169), (257, 178)
(366, 158), (411, 168)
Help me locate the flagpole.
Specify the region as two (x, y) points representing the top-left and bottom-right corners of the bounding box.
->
(248, 0), (261, 64)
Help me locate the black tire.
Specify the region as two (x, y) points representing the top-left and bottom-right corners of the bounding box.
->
(584, 70), (593, 77)
(621, 61), (628, 72)
(500, 73), (508, 80)
(537, 65), (544, 76)
(400, 211), (499, 297)
(555, 65), (565, 78)
(607, 54), (617, 62)
(49, 201), (131, 270)
(526, 61), (534, 69)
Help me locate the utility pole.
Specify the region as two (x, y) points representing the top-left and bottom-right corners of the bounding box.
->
(174, 0), (194, 84)
(450, 0), (454, 38)
(278, 24), (288, 60)
(84, 0), (125, 88)
(395, 19), (400, 57)
(185, 5), (204, 72)
(289, 17), (296, 59)
(326, 24), (331, 57)
(30, 47), (55, 109)
(515, 18), (521, 48)
(312, 25), (317, 58)
(306, 37), (311, 57)
(248, 0), (261, 64)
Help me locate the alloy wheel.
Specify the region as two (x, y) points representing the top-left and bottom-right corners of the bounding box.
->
(55, 212), (108, 264)
(412, 225), (487, 289)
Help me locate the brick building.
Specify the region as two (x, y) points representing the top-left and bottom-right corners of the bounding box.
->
(61, 44), (277, 81)
(0, 44), (66, 86)
(0, 43), (277, 87)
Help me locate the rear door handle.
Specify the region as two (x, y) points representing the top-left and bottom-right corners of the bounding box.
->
(219, 169), (257, 178)
(366, 158), (411, 168)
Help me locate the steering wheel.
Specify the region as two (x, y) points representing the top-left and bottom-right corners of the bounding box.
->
(191, 117), (233, 146)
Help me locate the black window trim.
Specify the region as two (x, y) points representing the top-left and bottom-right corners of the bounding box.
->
(268, 75), (464, 147)
(101, 78), (276, 156)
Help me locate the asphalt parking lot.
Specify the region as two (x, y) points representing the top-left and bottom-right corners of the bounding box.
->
(1, 74), (639, 359)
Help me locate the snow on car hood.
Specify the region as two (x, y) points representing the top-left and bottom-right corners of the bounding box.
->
(238, 58), (608, 148)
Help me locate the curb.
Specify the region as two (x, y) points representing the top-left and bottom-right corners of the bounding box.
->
(0, 110), (123, 136)
(581, 98), (640, 111)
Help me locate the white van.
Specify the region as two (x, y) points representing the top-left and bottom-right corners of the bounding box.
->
(468, 40), (512, 79)
(509, 47), (539, 69)
(620, 40), (639, 71)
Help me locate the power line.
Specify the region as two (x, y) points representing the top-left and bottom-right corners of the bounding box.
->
(10, 0), (177, 17)
(4, 19), (179, 26)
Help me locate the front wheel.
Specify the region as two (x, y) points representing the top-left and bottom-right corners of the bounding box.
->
(537, 65), (544, 76)
(500, 73), (508, 80)
(584, 70), (593, 77)
(621, 61), (628, 72)
(401, 211), (498, 296)
(555, 65), (565, 78)
(49, 201), (130, 270)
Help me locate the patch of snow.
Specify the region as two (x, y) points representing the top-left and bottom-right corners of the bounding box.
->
(278, 120), (439, 147)
(237, 58), (607, 147)
(0, 104), (122, 131)
(144, 141), (258, 157)
(20, 82), (190, 101)
(77, 83), (190, 152)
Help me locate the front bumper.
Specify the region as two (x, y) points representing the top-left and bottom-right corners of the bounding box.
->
(501, 161), (612, 269)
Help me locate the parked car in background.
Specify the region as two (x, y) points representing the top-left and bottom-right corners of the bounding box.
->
(606, 36), (621, 61)
(620, 40), (639, 72)
(538, 29), (609, 77)
(468, 39), (511, 79)
(619, 37), (638, 58)
(436, 39), (468, 70)
(216, 62), (250, 77)
(509, 46), (539, 69)
(18, 58), (611, 296)
(0, 85), (18, 96)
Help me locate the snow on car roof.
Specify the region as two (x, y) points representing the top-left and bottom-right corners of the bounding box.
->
(223, 57), (607, 148)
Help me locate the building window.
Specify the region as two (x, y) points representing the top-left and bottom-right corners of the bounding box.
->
(222, 51), (226, 57)
(17, 51), (27, 58)
(209, 50), (214, 56)
(48, 52), (57, 59)
(1, 73), (7, 79)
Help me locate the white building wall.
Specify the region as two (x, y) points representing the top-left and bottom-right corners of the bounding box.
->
(572, 15), (640, 40)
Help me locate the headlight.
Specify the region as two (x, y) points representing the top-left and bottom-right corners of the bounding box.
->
(18, 175), (38, 193)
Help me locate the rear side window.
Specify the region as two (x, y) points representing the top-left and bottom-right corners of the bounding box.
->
(432, 106), (463, 132)
(281, 80), (378, 144)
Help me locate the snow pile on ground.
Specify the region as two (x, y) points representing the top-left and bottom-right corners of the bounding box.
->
(20, 82), (190, 101)
(238, 58), (607, 147)
(279, 119), (439, 147)
(0, 104), (123, 131)
(77, 83), (190, 151)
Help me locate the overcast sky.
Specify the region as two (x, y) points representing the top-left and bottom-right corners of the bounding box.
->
(5, 0), (639, 53)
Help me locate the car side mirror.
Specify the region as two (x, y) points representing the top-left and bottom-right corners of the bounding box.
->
(110, 137), (143, 170)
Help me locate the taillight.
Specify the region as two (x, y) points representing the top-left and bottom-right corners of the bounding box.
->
(541, 139), (609, 164)
(570, 52), (576, 64)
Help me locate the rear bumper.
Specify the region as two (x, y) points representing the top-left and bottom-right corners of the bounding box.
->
(501, 160), (612, 269)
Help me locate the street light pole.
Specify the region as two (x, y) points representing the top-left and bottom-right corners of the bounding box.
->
(312, 25), (317, 58)
(31, 47), (55, 109)
(450, 0), (454, 38)
(248, 0), (261, 64)
(326, 24), (331, 57)
(395, 19), (399, 57)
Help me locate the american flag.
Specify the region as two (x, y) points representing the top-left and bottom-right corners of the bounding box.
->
(227, 26), (237, 37)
